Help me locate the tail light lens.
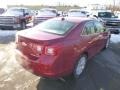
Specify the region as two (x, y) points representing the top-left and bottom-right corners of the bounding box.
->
(18, 40), (58, 56)
(45, 47), (57, 56)
(36, 45), (42, 53)
(31, 44), (43, 54)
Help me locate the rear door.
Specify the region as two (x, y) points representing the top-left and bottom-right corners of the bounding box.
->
(80, 21), (100, 57)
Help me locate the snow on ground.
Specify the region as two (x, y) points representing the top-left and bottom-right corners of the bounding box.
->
(0, 30), (17, 37)
(0, 43), (39, 90)
(0, 30), (17, 44)
(110, 34), (120, 43)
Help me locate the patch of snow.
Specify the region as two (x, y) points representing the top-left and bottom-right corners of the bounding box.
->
(0, 30), (17, 37)
(0, 51), (6, 60)
(110, 34), (120, 43)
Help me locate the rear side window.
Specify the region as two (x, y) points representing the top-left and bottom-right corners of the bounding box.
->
(83, 22), (95, 35)
(94, 22), (104, 33)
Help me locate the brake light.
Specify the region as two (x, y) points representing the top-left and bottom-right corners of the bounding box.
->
(45, 47), (57, 56)
(36, 45), (42, 53)
(31, 44), (43, 54)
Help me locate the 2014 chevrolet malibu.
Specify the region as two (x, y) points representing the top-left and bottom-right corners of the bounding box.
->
(16, 17), (110, 78)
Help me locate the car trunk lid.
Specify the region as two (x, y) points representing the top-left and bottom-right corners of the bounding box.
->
(16, 29), (64, 60)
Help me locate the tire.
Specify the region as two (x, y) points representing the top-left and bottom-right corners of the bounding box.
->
(73, 55), (87, 79)
(20, 22), (26, 30)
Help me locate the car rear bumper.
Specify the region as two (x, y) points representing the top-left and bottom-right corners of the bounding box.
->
(15, 49), (71, 78)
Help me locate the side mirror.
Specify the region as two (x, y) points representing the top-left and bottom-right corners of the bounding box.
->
(103, 28), (106, 32)
(24, 13), (29, 16)
(93, 15), (98, 18)
(36, 12), (38, 15)
(57, 13), (60, 16)
(87, 15), (90, 17)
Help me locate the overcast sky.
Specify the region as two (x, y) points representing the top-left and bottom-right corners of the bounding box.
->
(0, 0), (119, 7)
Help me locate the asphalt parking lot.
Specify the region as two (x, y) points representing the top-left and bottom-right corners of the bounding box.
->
(0, 30), (120, 90)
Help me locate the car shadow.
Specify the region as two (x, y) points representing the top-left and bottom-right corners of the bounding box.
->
(37, 53), (120, 90)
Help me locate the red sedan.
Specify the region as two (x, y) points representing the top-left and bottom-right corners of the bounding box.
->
(15, 17), (110, 79)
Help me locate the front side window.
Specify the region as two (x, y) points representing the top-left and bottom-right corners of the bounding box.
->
(94, 22), (104, 33)
(34, 19), (76, 35)
(5, 8), (24, 15)
(83, 22), (95, 35)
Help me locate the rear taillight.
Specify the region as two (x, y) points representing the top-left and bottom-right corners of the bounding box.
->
(45, 47), (57, 56)
(18, 40), (58, 56)
(31, 44), (43, 54)
(36, 45), (43, 53)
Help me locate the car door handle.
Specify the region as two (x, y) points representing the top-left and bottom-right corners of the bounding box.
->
(98, 35), (102, 37)
(88, 40), (94, 44)
(88, 38), (98, 44)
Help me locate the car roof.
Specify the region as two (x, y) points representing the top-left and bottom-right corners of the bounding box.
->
(52, 17), (92, 24)
(40, 8), (57, 11)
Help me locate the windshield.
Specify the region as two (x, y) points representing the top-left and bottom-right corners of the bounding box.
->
(68, 11), (87, 17)
(98, 12), (115, 18)
(5, 8), (24, 15)
(34, 19), (76, 35)
(40, 8), (57, 13)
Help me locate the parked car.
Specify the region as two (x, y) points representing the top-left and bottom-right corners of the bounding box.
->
(15, 17), (110, 79)
(92, 10), (120, 34)
(0, 7), (33, 30)
(33, 8), (58, 25)
(67, 9), (88, 17)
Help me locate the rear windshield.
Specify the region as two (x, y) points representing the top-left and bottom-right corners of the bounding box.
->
(40, 10), (57, 14)
(35, 20), (76, 35)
